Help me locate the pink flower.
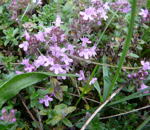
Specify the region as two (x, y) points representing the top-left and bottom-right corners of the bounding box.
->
(50, 64), (66, 74)
(111, 0), (131, 13)
(21, 59), (35, 72)
(97, 8), (108, 20)
(139, 9), (149, 18)
(79, 48), (91, 59)
(39, 95), (53, 107)
(44, 56), (54, 66)
(66, 44), (75, 54)
(24, 64), (35, 72)
(89, 45), (97, 57)
(80, 37), (91, 46)
(35, 31), (45, 42)
(141, 61), (150, 70)
(19, 41), (29, 51)
(34, 55), (46, 68)
(15, 71), (23, 74)
(24, 30), (30, 41)
(138, 83), (149, 93)
(76, 70), (85, 81)
(44, 27), (52, 35)
(61, 55), (73, 65)
(54, 15), (63, 27)
(79, 46), (96, 59)
(32, 0), (42, 5)
(60, 34), (66, 42)
(51, 34), (57, 42)
(80, 7), (97, 21)
(50, 45), (66, 57)
(21, 59), (30, 66)
(89, 77), (97, 85)
(103, 2), (110, 10)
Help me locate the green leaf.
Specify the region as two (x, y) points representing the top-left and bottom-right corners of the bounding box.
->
(51, 78), (63, 101)
(47, 115), (63, 126)
(0, 72), (77, 108)
(94, 81), (101, 95)
(65, 106), (76, 115)
(128, 53), (139, 58)
(102, 56), (110, 100)
(93, 81), (103, 102)
(62, 118), (73, 127)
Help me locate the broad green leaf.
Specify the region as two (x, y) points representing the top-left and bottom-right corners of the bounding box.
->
(47, 104), (76, 126)
(62, 118), (73, 127)
(0, 72), (77, 108)
(47, 115), (63, 126)
(65, 106), (76, 115)
(54, 104), (76, 116)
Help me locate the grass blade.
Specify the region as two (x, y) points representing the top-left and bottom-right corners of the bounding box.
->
(108, 0), (137, 96)
(108, 88), (150, 106)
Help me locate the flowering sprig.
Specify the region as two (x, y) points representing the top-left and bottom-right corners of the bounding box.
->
(18, 15), (97, 76)
(111, 0), (131, 13)
(128, 61), (150, 80)
(128, 61), (150, 93)
(80, 1), (110, 23)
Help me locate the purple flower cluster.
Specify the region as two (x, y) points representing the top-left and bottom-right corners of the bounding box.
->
(128, 61), (150, 80)
(0, 109), (16, 123)
(18, 16), (97, 77)
(128, 61), (150, 93)
(111, 0), (131, 13)
(80, 1), (109, 24)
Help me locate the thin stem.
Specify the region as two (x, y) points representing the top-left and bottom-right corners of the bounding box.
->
(69, 93), (101, 104)
(33, 109), (44, 130)
(19, 95), (37, 122)
(108, 0), (137, 96)
(20, 4), (30, 21)
(81, 86), (123, 130)
(67, 54), (141, 70)
(100, 105), (150, 120)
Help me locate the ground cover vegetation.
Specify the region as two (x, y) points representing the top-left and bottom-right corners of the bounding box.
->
(0, 0), (150, 129)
